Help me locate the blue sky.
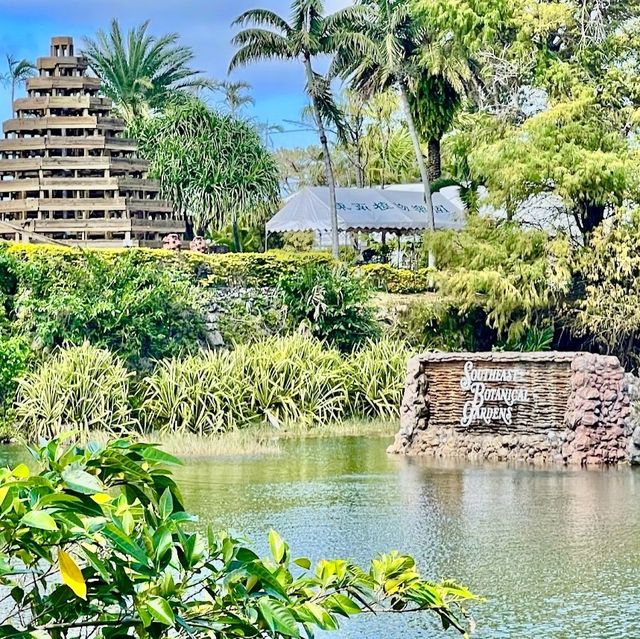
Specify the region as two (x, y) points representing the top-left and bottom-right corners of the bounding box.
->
(0, 0), (350, 147)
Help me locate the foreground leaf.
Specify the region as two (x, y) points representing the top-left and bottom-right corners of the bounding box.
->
(59, 550), (86, 599)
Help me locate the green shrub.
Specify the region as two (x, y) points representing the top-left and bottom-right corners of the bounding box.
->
(143, 334), (347, 433)
(281, 230), (315, 252)
(359, 264), (435, 294)
(422, 219), (571, 341)
(345, 339), (410, 418)
(386, 299), (497, 351)
(278, 264), (380, 351)
(12, 250), (206, 367)
(0, 334), (30, 425)
(215, 287), (287, 345)
(15, 343), (136, 441)
(0, 436), (476, 639)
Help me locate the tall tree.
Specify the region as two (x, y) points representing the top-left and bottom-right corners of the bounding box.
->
(84, 19), (211, 122)
(127, 96), (280, 247)
(229, 1), (360, 259)
(2, 55), (35, 113)
(216, 80), (255, 115)
(332, 0), (437, 265)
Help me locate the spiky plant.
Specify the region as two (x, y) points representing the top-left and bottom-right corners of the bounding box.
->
(216, 80), (255, 115)
(83, 19), (211, 122)
(127, 96), (280, 241)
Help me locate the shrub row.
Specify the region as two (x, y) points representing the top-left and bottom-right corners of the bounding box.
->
(3, 244), (335, 288)
(14, 336), (410, 441)
(3, 243), (434, 293)
(358, 264), (436, 294)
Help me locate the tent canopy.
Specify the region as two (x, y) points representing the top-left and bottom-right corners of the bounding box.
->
(266, 186), (465, 234)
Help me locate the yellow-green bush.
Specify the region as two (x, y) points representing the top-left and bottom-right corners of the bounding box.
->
(358, 264), (435, 294)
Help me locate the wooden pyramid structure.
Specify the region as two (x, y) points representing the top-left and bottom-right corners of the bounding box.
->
(0, 36), (185, 247)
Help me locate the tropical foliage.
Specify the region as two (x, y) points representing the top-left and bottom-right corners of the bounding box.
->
(278, 264), (380, 351)
(572, 211), (640, 367)
(230, 0), (363, 257)
(83, 19), (209, 121)
(1, 54), (35, 110)
(424, 218), (572, 340)
(332, 0), (437, 238)
(15, 343), (135, 441)
(128, 97), (280, 241)
(143, 335), (349, 432)
(9, 250), (206, 367)
(0, 437), (477, 639)
(0, 335), (30, 425)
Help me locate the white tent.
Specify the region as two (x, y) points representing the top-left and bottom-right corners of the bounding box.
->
(266, 186), (465, 234)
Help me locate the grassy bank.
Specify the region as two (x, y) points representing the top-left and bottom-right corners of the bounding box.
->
(154, 417), (398, 457)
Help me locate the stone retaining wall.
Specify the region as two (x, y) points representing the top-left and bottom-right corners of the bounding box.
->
(389, 351), (637, 466)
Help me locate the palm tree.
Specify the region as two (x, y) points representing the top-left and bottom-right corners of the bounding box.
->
(332, 0), (437, 264)
(216, 80), (255, 115)
(2, 55), (36, 114)
(83, 19), (211, 122)
(412, 41), (479, 181)
(229, 1), (361, 259)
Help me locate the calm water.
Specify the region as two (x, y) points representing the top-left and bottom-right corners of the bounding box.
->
(173, 435), (640, 639)
(3, 435), (639, 637)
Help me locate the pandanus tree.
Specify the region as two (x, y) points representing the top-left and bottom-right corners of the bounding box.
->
(229, 1), (362, 259)
(332, 0), (437, 264)
(128, 96), (280, 248)
(84, 19), (211, 122)
(2, 55), (36, 113)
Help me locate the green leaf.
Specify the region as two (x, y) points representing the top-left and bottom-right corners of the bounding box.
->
(62, 466), (104, 495)
(146, 596), (175, 626)
(269, 529), (287, 564)
(21, 510), (58, 531)
(325, 593), (361, 616)
(293, 557), (311, 570)
(258, 597), (300, 638)
(141, 446), (183, 466)
(159, 488), (173, 520)
(103, 524), (149, 566)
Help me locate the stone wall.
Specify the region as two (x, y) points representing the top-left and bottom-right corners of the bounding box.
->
(389, 351), (637, 466)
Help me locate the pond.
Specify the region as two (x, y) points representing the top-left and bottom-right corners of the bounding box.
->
(1, 434), (638, 638)
(172, 434), (640, 639)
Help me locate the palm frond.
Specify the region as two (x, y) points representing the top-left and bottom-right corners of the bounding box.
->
(229, 30), (293, 71)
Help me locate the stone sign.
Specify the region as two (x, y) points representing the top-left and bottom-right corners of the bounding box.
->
(459, 361), (529, 427)
(389, 352), (637, 466)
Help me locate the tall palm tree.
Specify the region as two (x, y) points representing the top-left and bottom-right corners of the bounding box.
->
(2, 55), (36, 114)
(332, 0), (437, 264)
(229, 1), (361, 259)
(412, 41), (479, 181)
(216, 80), (255, 115)
(83, 20), (211, 123)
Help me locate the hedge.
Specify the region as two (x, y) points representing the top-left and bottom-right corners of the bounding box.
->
(2, 244), (435, 293)
(2, 244), (334, 289)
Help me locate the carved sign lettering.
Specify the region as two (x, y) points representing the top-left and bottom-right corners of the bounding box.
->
(459, 361), (530, 427)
